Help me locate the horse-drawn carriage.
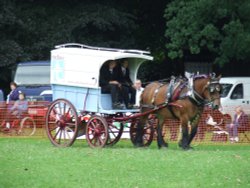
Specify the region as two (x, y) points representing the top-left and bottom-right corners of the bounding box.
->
(45, 43), (222, 149)
(45, 43), (154, 148)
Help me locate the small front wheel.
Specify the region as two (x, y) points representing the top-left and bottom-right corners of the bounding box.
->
(85, 115), (108, 148)
(130, 118), (154, 147)
(106, 121), (124, 146)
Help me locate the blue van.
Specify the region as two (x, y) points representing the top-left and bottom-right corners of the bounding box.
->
(14, 61), (52, 101)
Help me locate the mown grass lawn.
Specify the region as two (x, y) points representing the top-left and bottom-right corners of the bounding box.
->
(0, 137), (249, 188)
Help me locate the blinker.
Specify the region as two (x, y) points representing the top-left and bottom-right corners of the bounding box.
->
(209, 84), (221, 94)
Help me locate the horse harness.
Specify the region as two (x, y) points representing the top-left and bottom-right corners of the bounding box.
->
(142, 75), (221, 117)
(188, 77), (221, 107)
(150, 77), (187, 105)
(143, 77), (187, 118)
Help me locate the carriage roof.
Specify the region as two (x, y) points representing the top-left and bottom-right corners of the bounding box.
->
(51, 43), (153, 89)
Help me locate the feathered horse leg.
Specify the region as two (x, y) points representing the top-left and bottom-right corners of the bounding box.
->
(157, 117), (168, 149)
(134, 116), (147, 147)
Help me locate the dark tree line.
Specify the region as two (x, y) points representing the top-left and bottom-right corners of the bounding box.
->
(0, 0), (167, 64)
(1, 0), (250, 93)
(0, 0), (166, 95)
(0, 0), (168, 90)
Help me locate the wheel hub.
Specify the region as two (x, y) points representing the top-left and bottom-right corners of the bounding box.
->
(94, 127), (101, 136)
(57, 116), (66, 128)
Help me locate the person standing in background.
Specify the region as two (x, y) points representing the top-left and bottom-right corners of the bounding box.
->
(226, 106), (249, 143)
(5, 82), (21, 129)
(6, 82), (19, 104)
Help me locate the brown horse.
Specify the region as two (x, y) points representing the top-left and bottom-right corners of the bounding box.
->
(135, 74), (221, 150)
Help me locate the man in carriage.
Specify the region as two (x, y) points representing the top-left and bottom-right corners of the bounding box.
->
(115, 59), (136, 109)
(99, 60), (125, 109)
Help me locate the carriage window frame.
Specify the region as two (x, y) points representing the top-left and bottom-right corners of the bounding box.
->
(230, 83), (243, 99)
(220, 84), (233, 98)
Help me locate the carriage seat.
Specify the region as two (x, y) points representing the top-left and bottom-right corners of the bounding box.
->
(99, 87), (113, 110)
(100, 93), (112, 110)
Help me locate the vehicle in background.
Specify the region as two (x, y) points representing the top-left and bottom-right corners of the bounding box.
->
(14, 61), (52, 101)
(0, 89), (3, 101)
(220, 77), (250, 118)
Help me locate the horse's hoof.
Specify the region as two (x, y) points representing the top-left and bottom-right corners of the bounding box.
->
(165, 143), (169, 148)
(134, 143), (144, 148)
(178, 141), (182, 148)
(158, 144), (168, 149)
(159, 146), (168, 150)
(157, 144), (162, 149)
(183, 146), (194, 151)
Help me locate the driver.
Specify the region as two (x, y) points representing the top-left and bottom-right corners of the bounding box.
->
(99, 60), (124, 109)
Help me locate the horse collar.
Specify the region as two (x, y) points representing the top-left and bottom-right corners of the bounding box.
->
(187, 77), (205, 107)
(188, 95), (204, 107)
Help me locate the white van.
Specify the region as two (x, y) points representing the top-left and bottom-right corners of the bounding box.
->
(220, 77), (250, 118)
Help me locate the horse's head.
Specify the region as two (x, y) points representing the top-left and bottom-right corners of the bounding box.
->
(202, 75), (222, 110)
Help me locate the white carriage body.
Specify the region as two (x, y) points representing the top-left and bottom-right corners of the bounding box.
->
(50, 43), (153, 114)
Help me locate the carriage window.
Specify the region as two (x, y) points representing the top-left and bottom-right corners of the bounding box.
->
(230, 84), (243, 99)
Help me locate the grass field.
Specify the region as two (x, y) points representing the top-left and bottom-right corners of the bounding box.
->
(0, 137), (250, 188)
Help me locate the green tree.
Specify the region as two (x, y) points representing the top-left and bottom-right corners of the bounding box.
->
(0, 1), (23, 67)
(0, 0), (139, 67)
(0, 0), (143, 93)
(164, 0), (250, 67)
(0, 0), (170, 84)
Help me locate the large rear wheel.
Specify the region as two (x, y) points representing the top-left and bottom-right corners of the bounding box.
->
(45, 99), (79, 147)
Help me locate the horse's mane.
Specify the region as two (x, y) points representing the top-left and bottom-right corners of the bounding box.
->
(193, 74), (209, 80)
(143, 74), (214, 86)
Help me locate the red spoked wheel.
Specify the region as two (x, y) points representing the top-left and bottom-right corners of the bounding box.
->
(45, 99), (79, 147)
(85, 115), (108, 148)
(106, 121), (124, 146)
(130, 118), (155, 147)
